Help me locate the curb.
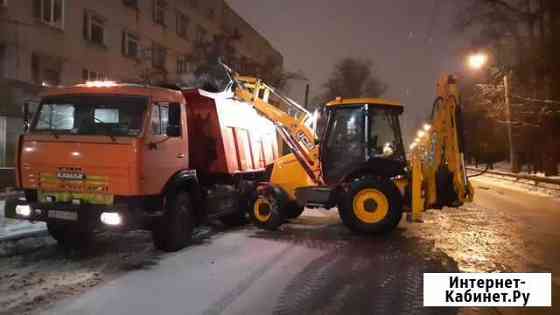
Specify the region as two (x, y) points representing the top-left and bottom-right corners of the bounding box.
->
(0, 228), (48, 242)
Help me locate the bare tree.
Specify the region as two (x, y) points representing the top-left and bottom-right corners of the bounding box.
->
(319, 58), (387, 103)
(458, 0), (560, 175)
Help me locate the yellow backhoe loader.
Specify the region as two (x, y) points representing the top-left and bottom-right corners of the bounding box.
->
(223, 64), (474, 233)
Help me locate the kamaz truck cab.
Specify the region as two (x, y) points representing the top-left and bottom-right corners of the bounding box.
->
(6, 81), (278, 251)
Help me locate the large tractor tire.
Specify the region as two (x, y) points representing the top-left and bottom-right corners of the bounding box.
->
(250, 187), (286, 230)
(47, 222), (94, 249)
(284, 202), (305, 220)
(152, 191), (195, 252)
(338, 177), (403, 234)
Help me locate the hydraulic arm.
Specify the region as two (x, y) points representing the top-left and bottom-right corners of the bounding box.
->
(409, 74), (474, 221)
(230, 74), (323, 185)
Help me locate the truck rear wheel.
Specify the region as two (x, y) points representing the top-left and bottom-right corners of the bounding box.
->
(219, 209), (248, 227)
(338, 177), (403, 234)
(220, 193), (252, 227)
(250, 192), (285, 230)
(152, 192), (194, 252)
(47, 222), (93, 249)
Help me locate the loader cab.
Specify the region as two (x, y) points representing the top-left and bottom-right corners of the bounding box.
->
(320, 98), (406, 184)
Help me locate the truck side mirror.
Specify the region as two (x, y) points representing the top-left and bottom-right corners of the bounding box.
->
(166, 103), (182, 137)
(23, 102), (30, 131)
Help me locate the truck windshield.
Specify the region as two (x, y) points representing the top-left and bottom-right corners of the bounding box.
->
(32, 95), (147, 137)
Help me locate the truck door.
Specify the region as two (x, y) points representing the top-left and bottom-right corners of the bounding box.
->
(142, 102), (188, 195)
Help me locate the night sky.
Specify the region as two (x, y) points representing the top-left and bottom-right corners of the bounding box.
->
(226, 0), (472, 143)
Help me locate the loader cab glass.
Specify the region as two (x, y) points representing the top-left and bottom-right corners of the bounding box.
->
(321, 104), (405, 183)
(32, 95), (148, 137)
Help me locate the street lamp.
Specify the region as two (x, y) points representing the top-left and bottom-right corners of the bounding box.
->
(466, 52), (518, 173)
(467, 53), (488, 71)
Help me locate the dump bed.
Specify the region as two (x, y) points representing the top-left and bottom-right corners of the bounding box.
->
(182, 88), (278, 177)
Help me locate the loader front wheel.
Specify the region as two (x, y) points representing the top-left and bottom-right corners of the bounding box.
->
(250, 192), (285, 230)
(339, 177), (403, 234)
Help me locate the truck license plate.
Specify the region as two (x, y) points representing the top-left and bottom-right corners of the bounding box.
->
(48, 210), (78, 221)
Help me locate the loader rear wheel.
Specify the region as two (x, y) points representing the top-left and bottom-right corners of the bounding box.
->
(152, 192), (194, 252)
(284, 202), (305, 219)
(338, 177), (403, 234)
(250, 192), (285, 230)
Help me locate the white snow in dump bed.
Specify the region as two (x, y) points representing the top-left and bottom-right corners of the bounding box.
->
(198, 88), (276, 140)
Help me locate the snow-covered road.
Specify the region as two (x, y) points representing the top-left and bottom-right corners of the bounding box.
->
(0, 176), (558, 315)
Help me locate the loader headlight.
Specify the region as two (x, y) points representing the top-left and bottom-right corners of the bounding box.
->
(100, 212), (122, 226)
(15, 205), (32, 217)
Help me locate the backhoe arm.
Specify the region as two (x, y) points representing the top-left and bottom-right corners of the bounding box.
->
(410, 74), (474, 220)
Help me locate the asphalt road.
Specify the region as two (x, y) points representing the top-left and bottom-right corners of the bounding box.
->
(2, 177), (557, 315)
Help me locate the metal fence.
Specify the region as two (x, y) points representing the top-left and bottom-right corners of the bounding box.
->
(467, 167), (560, 190)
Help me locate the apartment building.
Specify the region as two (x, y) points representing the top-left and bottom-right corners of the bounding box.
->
(0, 0), (282, 85)
(0, 0), (283, 167)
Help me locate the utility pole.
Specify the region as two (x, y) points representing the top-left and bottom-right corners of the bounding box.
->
(504, 71), (518, 173)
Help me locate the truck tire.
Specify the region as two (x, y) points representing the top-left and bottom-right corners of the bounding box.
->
(338, 177), (403, 234)
(152, 192), (194, 252)
(250, 188), (285, 230)
(47, 222), (93, 249)
(219, 193), (252, 227)
(219, 209), (248, 227)
(284, 202), (305, 219)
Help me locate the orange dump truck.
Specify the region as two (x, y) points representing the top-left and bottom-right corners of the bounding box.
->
(5, 82), (278, 251)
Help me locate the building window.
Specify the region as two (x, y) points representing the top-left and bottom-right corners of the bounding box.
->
(83, 11), (106, 46)
(177, 56), (195, 74)
(151, 103), (169, 135)
(122, 31), (139, 58)
(176, 12), (189, 39)
(153, 0), (166, 26)
(33, 0), (65, 29)
(122, 0), (138, 8)
(195, 25), (207, 44)
(152, 43), (167, 70)
(82, 69), (106, 81)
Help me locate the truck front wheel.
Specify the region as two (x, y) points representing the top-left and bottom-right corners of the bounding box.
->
(47, 222), (94, 249)
(152, 192), (194, 252)
(338, 177), (403, 234)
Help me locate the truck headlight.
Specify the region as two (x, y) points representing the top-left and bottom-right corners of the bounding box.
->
(100, 212), (122, 226)
(15, 205), (32, 217)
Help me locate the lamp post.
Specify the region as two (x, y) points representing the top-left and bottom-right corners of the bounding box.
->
(467, 52), (517, 173)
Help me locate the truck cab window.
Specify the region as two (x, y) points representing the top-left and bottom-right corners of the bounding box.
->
(35, 104), (75, 130)
(32, 95), (147, 136)
(151, 103), (169, 135)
